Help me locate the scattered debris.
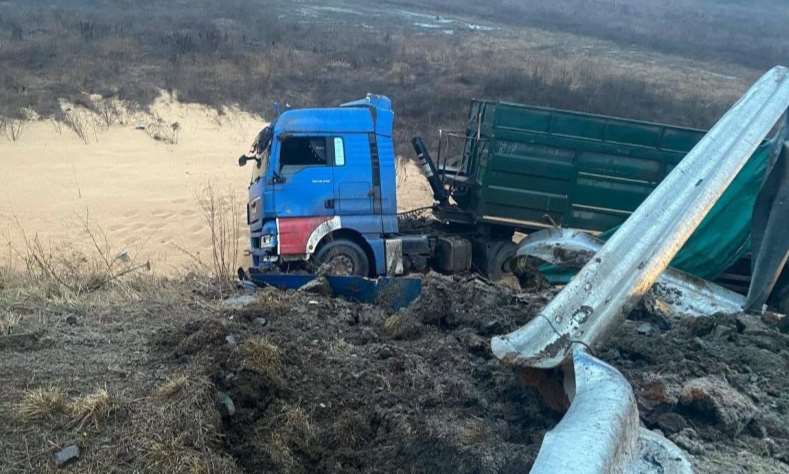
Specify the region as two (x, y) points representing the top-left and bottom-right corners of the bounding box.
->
(216, 391), (236, 418)
(53, 445), (80, 467)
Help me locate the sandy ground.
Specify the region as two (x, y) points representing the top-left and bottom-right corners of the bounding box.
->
(0, 95), (433, 274)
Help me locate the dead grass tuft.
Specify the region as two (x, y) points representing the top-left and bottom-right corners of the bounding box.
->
(0, 311), (22, 335)
(155, 374), (191, 399)
(266, 432), (296, 472)
(383, 313), (422, 340)
(145, 434), (237, 474)
(259, 403), (317, 471)
(17, 387), (67, 422)
(68, 387), (116, 430)
(241, 336), (282, 384)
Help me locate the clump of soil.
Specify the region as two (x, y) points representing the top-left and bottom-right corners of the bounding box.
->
(601, 312), (789, 472)
(158, 274), (789, 473)
(167, 275), (561, 473)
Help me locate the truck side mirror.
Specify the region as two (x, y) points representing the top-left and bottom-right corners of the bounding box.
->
(238, 155), (248, 167)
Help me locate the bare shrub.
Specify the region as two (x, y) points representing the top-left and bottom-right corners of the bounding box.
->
(144, 114), (180, 144)
(95, 99), (126, 128)
(179, 184), (241, 296)
(63, 109), (92, 144)
(1, 117), (25, 142)
(11, 216), (150, 297)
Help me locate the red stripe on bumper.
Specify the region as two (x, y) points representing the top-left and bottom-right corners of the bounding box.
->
(278, 217), (331, 255)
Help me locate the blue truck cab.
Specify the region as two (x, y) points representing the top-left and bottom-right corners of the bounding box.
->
(243, 95), (405, 276)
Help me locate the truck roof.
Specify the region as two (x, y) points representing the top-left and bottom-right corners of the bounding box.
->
(274, 94), (393, 137)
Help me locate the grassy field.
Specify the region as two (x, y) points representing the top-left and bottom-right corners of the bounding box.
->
(1, 0), (782, 154)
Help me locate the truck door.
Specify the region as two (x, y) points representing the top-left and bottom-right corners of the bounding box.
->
(272, 135), (335, 219)
(331, 134), (383, 231)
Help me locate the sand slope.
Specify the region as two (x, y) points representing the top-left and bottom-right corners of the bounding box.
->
(0, 95), (432, 273)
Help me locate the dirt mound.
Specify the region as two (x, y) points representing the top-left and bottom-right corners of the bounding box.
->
(162, 275), (560, 473)
(601, 312), (789, 472)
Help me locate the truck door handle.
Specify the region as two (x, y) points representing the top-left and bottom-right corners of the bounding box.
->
(324, 199), (335, 209)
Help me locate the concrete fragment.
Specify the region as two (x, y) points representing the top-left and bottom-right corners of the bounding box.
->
(254, 317), (268, 327)
(53, 445), (79, 467)
(225, 335), (239, 346)
(221, 294), (257, 309)
(679, 376), (757, 436)
(636, 322), (655, 336)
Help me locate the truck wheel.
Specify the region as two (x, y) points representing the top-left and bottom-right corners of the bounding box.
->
(315, 240), (370, 277)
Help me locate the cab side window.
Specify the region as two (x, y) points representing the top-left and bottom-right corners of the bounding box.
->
(280, 137), (329, 171)
(333, 137), (345, 166)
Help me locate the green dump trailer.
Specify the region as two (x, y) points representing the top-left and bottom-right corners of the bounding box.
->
(435, 100), (779, 291)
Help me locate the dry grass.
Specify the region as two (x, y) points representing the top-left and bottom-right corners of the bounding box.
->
(0, 310), (22, 335)
(328, 337), (353, 357)
(145, 114), (180, 144)
(1, 117), (25, 142)
(17, 387), (67, 422)
(383, 313), (422, 339)
(260, 403), (317, 471)
(145, 434), (238, 474)
(155, 374), (191, 399)
(241, 336), (282, 385)
(0, 0), (758, 156)
(63, 108), (94, 144)
(8, 216), (151, 299)
(141, 375), (239, 473)
(68, 387), (116, 430)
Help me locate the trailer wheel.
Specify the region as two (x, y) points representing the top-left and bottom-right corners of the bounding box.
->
(315, 240), (370, 277)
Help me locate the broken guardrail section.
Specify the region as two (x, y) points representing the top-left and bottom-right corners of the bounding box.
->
(493, 65), (789, 369)
(516, 228), (746, 317)
(492, 66), (789, 473)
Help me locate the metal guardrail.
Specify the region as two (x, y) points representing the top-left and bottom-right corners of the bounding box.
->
(516, 228), (746, 317)
(493, 66), (789, 369)
(492, 66), (789, 474)
(530, 347), (692, 474)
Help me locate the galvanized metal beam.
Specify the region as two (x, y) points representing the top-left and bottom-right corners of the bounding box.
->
(516, 228), (746, 317)
(530, 347), (692, 474)
(492, 66), (789, 369)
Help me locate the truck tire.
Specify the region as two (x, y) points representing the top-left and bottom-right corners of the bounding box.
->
(315, 240), (370, 277)
(472, 239), (517, 281)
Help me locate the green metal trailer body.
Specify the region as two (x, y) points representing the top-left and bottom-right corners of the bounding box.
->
(442, 100), (775, 280)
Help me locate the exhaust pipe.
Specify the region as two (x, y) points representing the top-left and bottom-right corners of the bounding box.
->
(412, 136), (450, 206)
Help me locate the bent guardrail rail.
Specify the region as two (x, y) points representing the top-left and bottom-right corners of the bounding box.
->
(493, 66), (789, 369)
(531, 347), (692, 474)
(493, 66), (789, 474)
(516, 228), (746, 317)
